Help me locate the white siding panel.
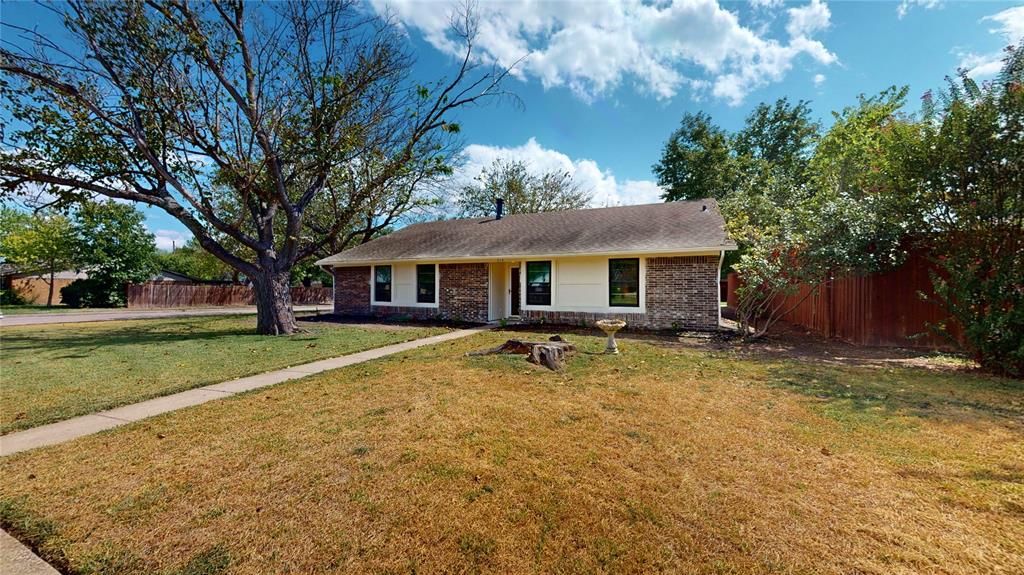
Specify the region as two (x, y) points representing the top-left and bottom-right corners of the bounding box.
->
(393, 263), (416, 304)
(488, 262), (506, 321)
(371, 262), (439, 308)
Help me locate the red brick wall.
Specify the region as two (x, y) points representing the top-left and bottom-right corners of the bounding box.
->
(439, 263), (489, 323)
(332, 263), (489, 323)
(522, 255), (720, 331)
(645, 255), (719, 330)
(333, 266), (371, 315)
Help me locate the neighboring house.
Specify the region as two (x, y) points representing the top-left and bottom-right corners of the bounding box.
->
(145, 269), (233, 285)
(317, 200), (737, 330)
(1, 269), (88, 305)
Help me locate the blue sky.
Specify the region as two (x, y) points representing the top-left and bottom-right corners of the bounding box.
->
(4, 1), (1022, 249)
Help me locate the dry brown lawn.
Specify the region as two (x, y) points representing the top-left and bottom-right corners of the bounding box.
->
(0, 329), (1021, 574)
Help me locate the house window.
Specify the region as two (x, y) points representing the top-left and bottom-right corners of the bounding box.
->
(609, 258), (640, 307)
(416, 264), (436, 304)
(374, 265), (392, 302)
(526, 261), (552, 306)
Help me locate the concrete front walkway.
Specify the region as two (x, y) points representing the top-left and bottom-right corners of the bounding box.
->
(1, 529), (59, 575)
(0, 326), (489, 457)
(0, 304), (327, 327)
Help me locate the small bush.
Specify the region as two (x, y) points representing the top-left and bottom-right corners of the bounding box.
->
(0, 287), (27, 306)
(929, 250), (1024, 377)
(60, 278), (125, 308)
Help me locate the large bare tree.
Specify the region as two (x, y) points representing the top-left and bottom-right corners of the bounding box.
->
(0, 0), (514, 333)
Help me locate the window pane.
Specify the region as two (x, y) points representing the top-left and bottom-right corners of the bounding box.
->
(374, 265), (391, 302)
(609, 258), (639, 307)
(526, 261), (551, 306)
(416, 264), (436, 304)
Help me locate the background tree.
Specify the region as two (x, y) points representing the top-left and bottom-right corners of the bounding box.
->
(733, 98), (819, 180)
(155, 237), (236, 282)
(1, 0), (513, 334)
(656, 101), (820, 203)
(61, 201), (157, 308)
(0, 207), (77, 306)
(457, 158), (590, 217)
(654, 112), (738, 201)
(912, 45), (1024, 376)
(723, 91), (919, 339)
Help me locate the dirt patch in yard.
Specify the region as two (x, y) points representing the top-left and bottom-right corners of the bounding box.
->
(502, 321), (979, 374)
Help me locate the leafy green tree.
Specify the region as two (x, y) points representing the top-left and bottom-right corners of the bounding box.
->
(63, 201), (157, 307)
(724, 90), (919, 339)
(913, 44), (1024, 375)
(458, 158), (591, 217)
(1, 1), (511, 334)
(0, 208), (77, 306)
(734, 98), (819, 180)
(290, 259), (333, 288)
(155, 238), (236, 283)
(806, 86), (923, 272)
(654, 112), (738, 201)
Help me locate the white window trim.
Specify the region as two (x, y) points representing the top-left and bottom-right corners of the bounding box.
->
(370, 263), (440, 309)
(413, 263), (440, 307)
(521, 259), (555, 311)
(607, 256), (645, 312)
(370, 264), (393, 306)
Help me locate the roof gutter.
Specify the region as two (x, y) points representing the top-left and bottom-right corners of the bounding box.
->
(316, 245), (738, 267)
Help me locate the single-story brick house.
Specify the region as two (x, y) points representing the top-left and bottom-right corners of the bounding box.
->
(316, 200), (736, 330)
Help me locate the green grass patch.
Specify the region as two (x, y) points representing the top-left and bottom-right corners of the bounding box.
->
(0, 316), (448, 434)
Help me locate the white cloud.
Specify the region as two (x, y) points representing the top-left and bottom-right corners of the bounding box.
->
(958, 6), (1024, 79)
(373, 0), (836, 105)
(896, 0), (941, 20)
(813, 73), (826, 86)
(787, 0), (830, 37)
(984, 5), (1024, 43)
(153, 229), (190, 251)
(457, 138), (663, 208)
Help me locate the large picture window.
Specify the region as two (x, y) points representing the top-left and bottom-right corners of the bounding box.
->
(374, 265), (392, 302)
(416, 264), (436, 304)
(609, 258), (640, 307)
(526, 261), (552, 306)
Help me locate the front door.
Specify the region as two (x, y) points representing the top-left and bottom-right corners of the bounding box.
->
(510, 266), (521, 316)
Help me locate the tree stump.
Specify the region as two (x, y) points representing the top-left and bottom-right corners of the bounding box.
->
(467, 335), (576, 371)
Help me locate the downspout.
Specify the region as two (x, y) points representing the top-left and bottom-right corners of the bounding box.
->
(319, 264), (335, 316)
(717, 250), (725, 329)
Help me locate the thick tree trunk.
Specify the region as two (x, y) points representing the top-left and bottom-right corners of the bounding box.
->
(250, 269), (298, 335)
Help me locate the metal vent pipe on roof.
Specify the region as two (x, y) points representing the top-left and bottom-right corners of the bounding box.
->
(496, 198), (504, 220)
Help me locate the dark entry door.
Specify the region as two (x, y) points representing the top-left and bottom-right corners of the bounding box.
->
(510, 267), (521, 315)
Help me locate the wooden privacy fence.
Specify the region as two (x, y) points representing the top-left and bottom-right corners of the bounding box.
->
(727, 251), (960, 349)
(127, 284), (331, 309)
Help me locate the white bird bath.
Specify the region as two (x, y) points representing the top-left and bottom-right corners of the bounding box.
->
(595, 319), (626, 354)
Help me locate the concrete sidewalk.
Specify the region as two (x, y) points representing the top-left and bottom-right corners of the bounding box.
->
(1, 529), (59, 575)
(0, 304), (327, 327)
(0, 326), (489, 457)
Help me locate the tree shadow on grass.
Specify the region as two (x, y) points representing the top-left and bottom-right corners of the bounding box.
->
(0, 317), (304, 357)
(764, 363), (1024, 430)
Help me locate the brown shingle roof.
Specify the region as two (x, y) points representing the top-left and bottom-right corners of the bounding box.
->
(316, 199), (736, 265)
